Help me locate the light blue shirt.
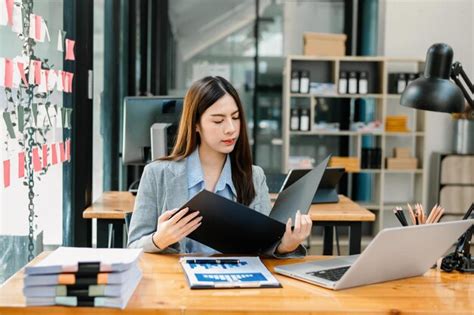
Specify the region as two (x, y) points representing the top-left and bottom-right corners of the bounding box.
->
(184, 148), (237, 254)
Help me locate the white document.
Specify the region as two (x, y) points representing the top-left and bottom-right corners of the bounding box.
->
(47, 69), (57, 91)
(0, 0), (7, 26)
(28, 13), (35, 39)
(24, 263), (141, 287)
(11, 3), (22, 33)
(37, 69), (47, 92)
(25, 247), (143, 275)
(180, 256), (281, 289)
(57, 29), (65, 51)
(41, 19), (50, 42)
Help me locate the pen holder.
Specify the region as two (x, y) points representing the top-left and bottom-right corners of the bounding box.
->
(393, 203), (445, 226)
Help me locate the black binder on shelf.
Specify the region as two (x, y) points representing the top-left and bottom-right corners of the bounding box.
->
(178, 156), (330, 254)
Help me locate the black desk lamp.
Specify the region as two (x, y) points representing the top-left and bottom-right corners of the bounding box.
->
(401, 43), (473, 273)
(400, 43), (473, 113)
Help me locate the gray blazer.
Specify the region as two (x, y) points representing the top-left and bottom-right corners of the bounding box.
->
(127, 158), (306, 257)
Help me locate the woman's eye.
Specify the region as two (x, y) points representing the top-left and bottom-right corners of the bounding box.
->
(213, 120), (224, 124)
(232, 116), (240, 120)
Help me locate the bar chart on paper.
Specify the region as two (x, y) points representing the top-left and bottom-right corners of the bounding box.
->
(195, 273), (267, 282)
(180, 257), (281, 288)
(187, 261), (248, 270)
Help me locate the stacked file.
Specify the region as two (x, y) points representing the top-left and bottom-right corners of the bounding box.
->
(23, 247), (143, 309)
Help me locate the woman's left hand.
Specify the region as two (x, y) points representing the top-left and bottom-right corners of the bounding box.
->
(277, 210), (312, 254)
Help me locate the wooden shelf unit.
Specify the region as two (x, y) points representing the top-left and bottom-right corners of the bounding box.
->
(282, 56), (427, 232)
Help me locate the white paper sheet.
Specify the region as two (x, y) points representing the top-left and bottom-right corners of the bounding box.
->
(180, 256), (281, 288)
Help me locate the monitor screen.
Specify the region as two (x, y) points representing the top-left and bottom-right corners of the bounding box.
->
(122, 96), (183, 164)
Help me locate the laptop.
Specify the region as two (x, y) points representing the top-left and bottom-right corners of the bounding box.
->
(279, 167), (345, 204)
(274, 219), (474, 290)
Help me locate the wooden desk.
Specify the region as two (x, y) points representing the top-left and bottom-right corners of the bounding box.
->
(83, 192), (135, 248)
(1, 252), (473, 314)
(84, 192), (375, 254)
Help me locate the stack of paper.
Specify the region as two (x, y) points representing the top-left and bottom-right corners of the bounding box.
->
(23, 247), (143, 309)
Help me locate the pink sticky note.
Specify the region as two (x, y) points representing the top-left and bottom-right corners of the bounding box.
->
(17, 62), (28, 86)
(35, 15), (41, 41)
(18, 151), (25, 178)
(32, 147), (42, 172)
(3, 159), (10, 188)
(42, 144), (48, 168)
(6, 0), (13, 26)
(65, 139), (71, 161)
(65, 39), (75, 60)
(59, 142), (65, 162)
(51, 143), (58, 165)
(34, 60), (41, 85)
(4, 58), (13, 88)
(67, 72), (74, 92)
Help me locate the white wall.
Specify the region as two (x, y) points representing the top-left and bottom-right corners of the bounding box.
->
(283, 0), (345, 55)
(379, 0), (474, 205)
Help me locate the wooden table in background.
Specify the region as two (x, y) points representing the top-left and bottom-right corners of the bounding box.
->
(270, 193), (375, 255)
(1, 252), (472, 314)
(83, 192), (135, 248)
(84, 192), (375, 254)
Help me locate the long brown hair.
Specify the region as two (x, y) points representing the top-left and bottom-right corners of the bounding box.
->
(161, 76), (256, 205)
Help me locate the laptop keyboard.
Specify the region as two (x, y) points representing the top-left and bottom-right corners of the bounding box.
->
(307, 266), (350, 282)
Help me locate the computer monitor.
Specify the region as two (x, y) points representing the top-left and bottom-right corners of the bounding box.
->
(122, 96), (183, 164)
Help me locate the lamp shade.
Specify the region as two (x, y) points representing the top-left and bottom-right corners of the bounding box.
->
(400, 43), (465, 113)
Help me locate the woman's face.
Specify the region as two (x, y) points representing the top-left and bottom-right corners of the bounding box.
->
(197, 93), (241, 155)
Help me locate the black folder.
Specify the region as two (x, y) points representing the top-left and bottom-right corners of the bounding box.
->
(179, 156), (330, 254)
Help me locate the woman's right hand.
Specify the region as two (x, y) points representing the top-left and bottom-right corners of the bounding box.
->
(152, 207), (202, 250)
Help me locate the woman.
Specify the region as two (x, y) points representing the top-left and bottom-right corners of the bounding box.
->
(128, 76), (312, 257)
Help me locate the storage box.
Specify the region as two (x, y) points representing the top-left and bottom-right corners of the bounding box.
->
(303, 32), (347, 56)
(394, 147), (411, 158)
(386, 158), (418, 170)
(329, 156), (360, 172)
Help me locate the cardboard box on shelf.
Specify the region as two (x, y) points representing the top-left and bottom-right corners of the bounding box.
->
(386, 157), (418, 170)
(303, 32), (346, 56)
(329, 156), (360, 172)
(385, 115), (409, 132)
(394, 147), (411, 158)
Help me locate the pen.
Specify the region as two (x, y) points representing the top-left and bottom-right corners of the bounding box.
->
(186, 259), (241, 264)
(393, 208), (406, 226)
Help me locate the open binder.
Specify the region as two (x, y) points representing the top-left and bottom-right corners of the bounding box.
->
(179, 156), (330, 254)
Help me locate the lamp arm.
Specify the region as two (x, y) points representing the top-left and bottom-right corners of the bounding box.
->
(450, 62), (473, 108)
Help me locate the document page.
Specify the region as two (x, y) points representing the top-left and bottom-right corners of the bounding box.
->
(180, 256), (281, 289)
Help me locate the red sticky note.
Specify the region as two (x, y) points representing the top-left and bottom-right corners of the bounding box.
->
(59, 142), (65, 162)
(3, 159), (10, 188)
(42, 144), (48, 168)
(65, 139), (71, 161)
(18, 151), (25, 178)
(51, 143), (58, 165)
(17, 62), (28, 86)
(35, 15), (41, 40)
(6, 0), (13, 26)
(32, 147), (42, 172)
(65, 39), (75, 60)
(4, 58), (13, 88)
(34, 60), (41, 85)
